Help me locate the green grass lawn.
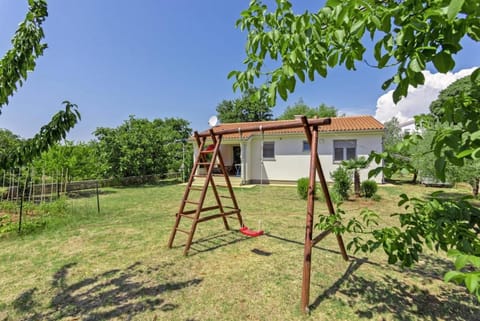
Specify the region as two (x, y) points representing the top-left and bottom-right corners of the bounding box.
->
(0, 182), (478, 320)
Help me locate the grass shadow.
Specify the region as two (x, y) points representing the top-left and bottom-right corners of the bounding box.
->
(264, 233), (479, 320)
(340, 274), (480, 321)
(185, 230), (251, 256)
(12, 261), (202, 321)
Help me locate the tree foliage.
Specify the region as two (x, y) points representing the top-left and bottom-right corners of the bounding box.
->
(94, 116), (191, 178)
(0, 1), (80, 169)
(383, 117), (403, 151)
(0, 102), (80, 169)
(230, 0), (480, 105)
(0, 0), (48, 110)
(216, 88), (273, 123)
(0, 129), (22, 156)
(32, 140), (104, 181)
(277, 99), (338, 120)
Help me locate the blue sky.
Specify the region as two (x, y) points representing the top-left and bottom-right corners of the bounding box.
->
(0, 0), (479, 142)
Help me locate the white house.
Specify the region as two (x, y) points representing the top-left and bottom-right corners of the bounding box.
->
(194, 115), (385, 185)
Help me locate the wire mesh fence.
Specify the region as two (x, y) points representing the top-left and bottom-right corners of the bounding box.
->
(0, 169), (181, 234)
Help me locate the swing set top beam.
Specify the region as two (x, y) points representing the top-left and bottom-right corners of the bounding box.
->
(195, 117), (331, 138)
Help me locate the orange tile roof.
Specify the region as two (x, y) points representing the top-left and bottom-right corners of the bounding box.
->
(196, 115), (384, 140)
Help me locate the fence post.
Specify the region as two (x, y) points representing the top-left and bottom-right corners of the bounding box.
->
(18, 194), (23, 233)
(96, 181), (100, 213)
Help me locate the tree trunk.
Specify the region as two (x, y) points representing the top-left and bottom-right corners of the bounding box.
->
(354, 170), (360, 197)
(412, 170), (418, 184)
(473, 178), (479, 197)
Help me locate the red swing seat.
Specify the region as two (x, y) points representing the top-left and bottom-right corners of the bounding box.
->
(240, 226), (264, 237)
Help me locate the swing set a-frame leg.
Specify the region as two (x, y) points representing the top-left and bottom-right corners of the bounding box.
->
(300, 119), (349, 313)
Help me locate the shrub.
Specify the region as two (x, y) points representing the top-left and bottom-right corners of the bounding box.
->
(331, 166), (351, 201)
(361, 180), (378, 198)
(297, 177), (314, 200)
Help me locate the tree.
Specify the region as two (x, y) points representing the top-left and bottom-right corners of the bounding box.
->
(383, 117), (403, 151)
(216, 88), (273, 123)
(0, 0), (48, 109)
(0, 1), (80, 168)
(230, 0), (479, 106)
(94, 116), (191, 178)
(0, 129), (22, 156)
(342, 157), (368, 197)
(231, 0), (480, 300)
(277, 99), (338, 120)
(32, 141), (105, 181)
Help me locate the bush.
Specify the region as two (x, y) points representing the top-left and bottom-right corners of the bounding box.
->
(297, 177), (314, 200)
(361, 180), (378, 198)
(331, 166), (351, 201)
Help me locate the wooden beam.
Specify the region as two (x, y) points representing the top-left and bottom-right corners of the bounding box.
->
(196, 118), (331, 138)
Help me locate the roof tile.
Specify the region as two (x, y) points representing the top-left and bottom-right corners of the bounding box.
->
(197, 115), (384, 139)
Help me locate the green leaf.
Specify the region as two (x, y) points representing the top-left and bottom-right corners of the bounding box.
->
(409, 58), (423, 73)
(278, 82), (288, 101)
(334, 29), (345, 44)
(393, 79), (409, 104)
(327, 51), (339, 67)
(465, 274), (479, 293)
(456, 149), (473, 158)
(432, 51), (455, 73)
(444, 270), (464, 283)
(381, 16), (391, 33)
(227, 70), (238, 79)
(370, 16), (381, 29)
(447, 0), (464, 21)
(267, 83), (277, 106)
(455, 254), (470, 270)
(472, 147), (480, 159)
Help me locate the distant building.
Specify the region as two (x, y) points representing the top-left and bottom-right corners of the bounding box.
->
(193, 115), (385, 185)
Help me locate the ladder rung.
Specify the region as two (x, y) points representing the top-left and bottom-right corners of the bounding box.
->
(181, 205), (220, 215)
(200, 150), (214, 154)
(197, 211), (240, 223)
(176, 228), (190, 234)
(216, 184), (229, 188)
(189, 186), (203, 191)
(179, 213), (195, 219)
(220, 195), (232, 199)
(224, 206), (238, 210)
(198, 162), (211, 166)
(185, 200), (200, 205)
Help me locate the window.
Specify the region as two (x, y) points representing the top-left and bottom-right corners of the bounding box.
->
(333, 140), (356, 162)
(263, 142), (275, 159)
(302, 140), (310, 152)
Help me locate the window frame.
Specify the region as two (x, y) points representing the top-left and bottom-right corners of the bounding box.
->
(262, 141), (275, 160)
(333, 140), (357, 163)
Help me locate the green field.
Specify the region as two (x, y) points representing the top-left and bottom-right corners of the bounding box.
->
(0, 182), (478, 321)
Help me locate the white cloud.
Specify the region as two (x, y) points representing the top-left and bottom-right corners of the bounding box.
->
(374, 67), (478, 124)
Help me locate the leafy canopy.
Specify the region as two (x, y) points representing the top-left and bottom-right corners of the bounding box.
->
(0, 0), (48, 110)
(216, 88), (273, 123)
(94, 116), (191, 178)
(277, 99), (338, 120)
(229, 0), (480, 105)
(0, 1), (80, 169)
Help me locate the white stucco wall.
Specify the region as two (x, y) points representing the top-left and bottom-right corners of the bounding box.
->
(246, 132), (383, 183)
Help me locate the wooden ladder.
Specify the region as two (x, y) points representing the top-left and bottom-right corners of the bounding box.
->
(167, 130), (243, 255)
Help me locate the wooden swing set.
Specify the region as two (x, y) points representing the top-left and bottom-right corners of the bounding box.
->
(167, 116), (349, 312)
